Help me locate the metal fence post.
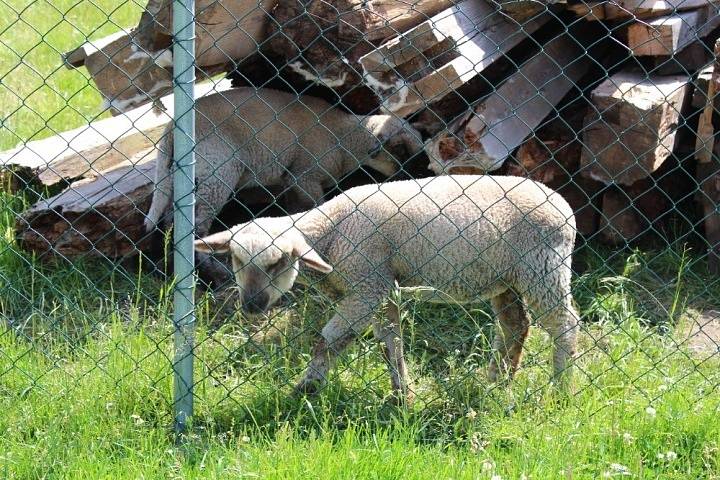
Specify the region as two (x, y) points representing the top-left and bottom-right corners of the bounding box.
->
(172, 0), (196, 435)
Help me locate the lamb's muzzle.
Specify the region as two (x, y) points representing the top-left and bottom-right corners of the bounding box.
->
(195, 175), (580, 403)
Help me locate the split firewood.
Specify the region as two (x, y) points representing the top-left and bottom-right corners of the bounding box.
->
(627, 6), (720, 57)
(359, 0), (553, 117)
(580, 71), (690, 186)
(424, 31), (594, 174)
(267, 0), (455, 92)
(1, 79), (232, 190)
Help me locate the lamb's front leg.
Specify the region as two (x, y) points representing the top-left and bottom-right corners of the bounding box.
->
(295, 292), (383, 395)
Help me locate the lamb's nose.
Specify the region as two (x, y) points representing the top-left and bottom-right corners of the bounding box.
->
(241, 291), (269, 314)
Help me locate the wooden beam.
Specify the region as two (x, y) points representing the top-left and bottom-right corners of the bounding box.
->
(425, 32), (593, 173)
(360, 0), (553, 118)
(627, 7), (720, 57)
(1, 79), (232, 187)
(580, 71), (690, 185)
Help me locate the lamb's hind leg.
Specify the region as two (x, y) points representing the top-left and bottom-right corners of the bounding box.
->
(372, 300), (414, 404)
(488, 289), (530, 382)
(529, 288), (579, 388)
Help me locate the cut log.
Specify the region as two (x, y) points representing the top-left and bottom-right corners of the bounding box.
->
(627, 7), (720, 57)
(1, 79), (233, 188)
(16, 149), (157, 258)
(507, 101), (588, 184)
(696, 39), (720, 164)
(580, 71), (690, 185)
(359, 0), (553, 118)
(267, 0), (455, 91)
(425, 32), (594, 174)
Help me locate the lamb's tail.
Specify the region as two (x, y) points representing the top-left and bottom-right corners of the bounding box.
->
(144, 129), (174, 233)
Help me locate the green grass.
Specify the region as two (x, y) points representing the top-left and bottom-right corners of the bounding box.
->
(2, 2), (720, 478)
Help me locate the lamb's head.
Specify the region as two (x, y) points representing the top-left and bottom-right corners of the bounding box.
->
(363, 115), (424, 176)
(194, 220), (332, 315)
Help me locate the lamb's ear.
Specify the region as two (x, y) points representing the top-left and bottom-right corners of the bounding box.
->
(292, 242), (333, 274)
(194, 230), (233, 254)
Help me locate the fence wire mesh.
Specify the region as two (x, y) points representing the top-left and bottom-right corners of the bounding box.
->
(1, 0), (720, 476)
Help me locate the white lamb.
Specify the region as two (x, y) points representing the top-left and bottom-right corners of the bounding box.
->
(144, 87), (423, 236)
(195, 175), (580, 403)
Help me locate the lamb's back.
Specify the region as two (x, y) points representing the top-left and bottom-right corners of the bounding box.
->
(322, 176), (575, 294)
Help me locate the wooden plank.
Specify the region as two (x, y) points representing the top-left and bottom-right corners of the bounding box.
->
(628, 7), (720, 57)
(579, 71), (690, 185)
(1, 79), (232, 187)
(425, 32), (593, 173)
(362, 0), (553, 118)
(696, 39), (720, 164)
(16, 149), (157, 258)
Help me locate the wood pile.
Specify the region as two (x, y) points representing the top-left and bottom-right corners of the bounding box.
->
(2, 0), (719, 274)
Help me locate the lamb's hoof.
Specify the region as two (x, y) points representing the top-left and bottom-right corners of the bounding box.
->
(292, 378), (324, 397)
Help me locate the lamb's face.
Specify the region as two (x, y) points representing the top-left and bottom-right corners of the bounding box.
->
(195, 222), (333, 316)
(226, 228), (300, 314)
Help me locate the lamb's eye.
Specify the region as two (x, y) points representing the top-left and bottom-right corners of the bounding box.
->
(267, 256), (289, 274)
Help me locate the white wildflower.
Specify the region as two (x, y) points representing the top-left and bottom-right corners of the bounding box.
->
(659, 451), (677, 462)
(645, 406), (657, 418)
(622, 432), (634, 444)
(604, 463), (632, 476)
(466, 409), (477, 420)
(130, 414), (145, 425)
(481, 460), (495, 471)
(241, 435), (251, 443)
(491, 475), (502, 480)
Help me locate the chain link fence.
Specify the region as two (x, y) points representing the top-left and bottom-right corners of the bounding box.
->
(1, 0), (720, 467)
